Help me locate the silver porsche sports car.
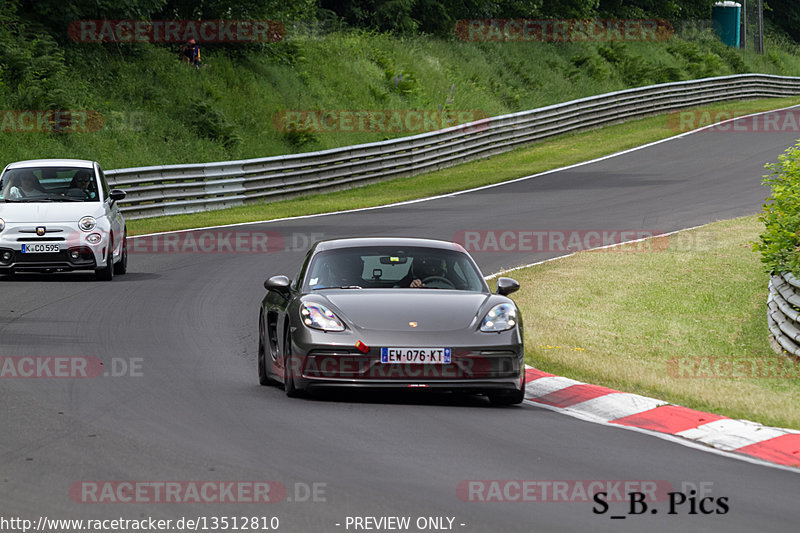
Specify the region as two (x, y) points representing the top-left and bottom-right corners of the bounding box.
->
(258, 237), (525, 405)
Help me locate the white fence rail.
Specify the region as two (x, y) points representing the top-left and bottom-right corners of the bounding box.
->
(106, 74), (800, 219)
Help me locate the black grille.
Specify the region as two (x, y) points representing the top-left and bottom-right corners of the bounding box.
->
(14, 251), (72, 263)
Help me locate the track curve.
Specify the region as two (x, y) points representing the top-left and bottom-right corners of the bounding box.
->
(2, 110), (800, 532)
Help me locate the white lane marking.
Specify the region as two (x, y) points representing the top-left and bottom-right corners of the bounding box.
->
(565, 393), (667, 422)
(524, 376), (583, 398)
(130, 103), (800, 239)
(523, 399), (800, 474)
(523, 365), (800, 471)
(677, 419), (792, 451)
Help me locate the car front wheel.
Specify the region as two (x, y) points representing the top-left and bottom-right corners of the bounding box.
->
(258, 313), (277, 386)
(114, 232), (128, 275)
(95, 242), (114, 281)
(283, 328), (303, 398)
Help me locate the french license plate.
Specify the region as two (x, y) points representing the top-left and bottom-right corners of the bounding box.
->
(381, 348), (451, 364)
(21, 243), (60, 253)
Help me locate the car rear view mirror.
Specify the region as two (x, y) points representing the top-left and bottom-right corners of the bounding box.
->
(379, 256), (407, 264)
(496, 277), (520, 296)
(265, 275), (291, 293)
(109, 189), (127, 203)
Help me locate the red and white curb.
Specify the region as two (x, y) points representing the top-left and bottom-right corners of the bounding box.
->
(524, 367), (800, 471)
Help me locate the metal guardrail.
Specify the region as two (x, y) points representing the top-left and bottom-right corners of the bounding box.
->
(768, 272), (800, 357)
(106, 73), (800, 220)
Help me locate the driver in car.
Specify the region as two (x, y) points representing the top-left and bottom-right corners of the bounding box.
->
(408, 256), (448, 288)
(65, 170), (97, 199)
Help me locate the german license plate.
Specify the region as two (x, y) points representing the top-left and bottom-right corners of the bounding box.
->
(381, 348), (451, 364)
(21, 243), (59, 253)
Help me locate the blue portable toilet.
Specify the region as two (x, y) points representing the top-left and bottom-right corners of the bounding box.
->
(712, 1), (741, 47)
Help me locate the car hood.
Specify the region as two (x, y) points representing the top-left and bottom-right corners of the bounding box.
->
(313, 290), (494, 332)
(0, 202), (105, 223)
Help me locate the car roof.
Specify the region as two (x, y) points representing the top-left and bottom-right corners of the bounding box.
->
(313, 237), (465, 253)
(5, 159), (95, 170)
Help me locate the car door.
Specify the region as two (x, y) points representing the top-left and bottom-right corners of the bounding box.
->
(96, 164), (124, 256)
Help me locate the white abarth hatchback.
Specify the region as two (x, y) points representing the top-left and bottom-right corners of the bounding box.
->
(0, 159), (127, 280)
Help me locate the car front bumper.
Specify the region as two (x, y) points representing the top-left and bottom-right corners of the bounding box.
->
(0, 223), (109, 273)
(289, 329), (525, 393)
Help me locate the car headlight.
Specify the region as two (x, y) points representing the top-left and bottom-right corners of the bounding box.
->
(78, 216), (97, 232)
(86, 233), (102, 244)
(480, 303), (517, 332)
(300, 302), (345, 332)
(0, 218), (5, 232)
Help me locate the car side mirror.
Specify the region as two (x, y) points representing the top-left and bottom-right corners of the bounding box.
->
(496, 277), (520, 296)
(109, 189), (126, 203)
(265, 275), (292, 296)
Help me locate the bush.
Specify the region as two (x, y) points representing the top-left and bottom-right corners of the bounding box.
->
(0, 28), (73, 110)
(186, 99), (240, 150)
(755, 141), (800, 274)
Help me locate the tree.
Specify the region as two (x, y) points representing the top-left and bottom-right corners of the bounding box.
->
(762, 0), (800, 41)
(539, 0), (600, 18)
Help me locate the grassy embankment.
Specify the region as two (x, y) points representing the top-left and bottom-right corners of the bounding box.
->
(3, 26), (800, 170)
(507, 216), (800, 430)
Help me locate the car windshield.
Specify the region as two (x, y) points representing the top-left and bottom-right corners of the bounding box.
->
(304, 246), (488, 292)
(0, 167), (100, 202)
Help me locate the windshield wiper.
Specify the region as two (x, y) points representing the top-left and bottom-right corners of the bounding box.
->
(313, 285), (363, 290)
(2, 197), (53, 202)
(2, 196), (77, 202)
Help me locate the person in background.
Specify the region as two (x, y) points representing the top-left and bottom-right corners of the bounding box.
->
(179, 38), (202, 68)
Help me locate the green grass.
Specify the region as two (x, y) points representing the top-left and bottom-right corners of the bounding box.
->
(509, 215), (800, 430)
(4, 27), (800, 171)
(127, 95), (800, 235)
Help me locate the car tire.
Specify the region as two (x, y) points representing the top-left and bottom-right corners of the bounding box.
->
(283, 328), (303, 398)
(258, 313), (277, 386)
(114, 232), (128, 275)
(488, 388), (525, 406)
(95, 242), (114, 281)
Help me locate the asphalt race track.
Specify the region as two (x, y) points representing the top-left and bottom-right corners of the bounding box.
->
(2, 110), (800, 532)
